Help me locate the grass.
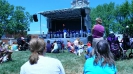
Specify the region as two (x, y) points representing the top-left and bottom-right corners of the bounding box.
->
(0, 50), (133, 74)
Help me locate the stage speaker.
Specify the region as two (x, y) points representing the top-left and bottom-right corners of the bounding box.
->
(33, 14), (38, 22)
(81, 8), (86, 17)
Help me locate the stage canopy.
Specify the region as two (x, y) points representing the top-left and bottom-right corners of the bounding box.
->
(39, 7), (90, 20)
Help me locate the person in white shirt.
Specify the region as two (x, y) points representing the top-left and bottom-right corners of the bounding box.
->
(73, 38), (80, 54)
(73, 38), (79, 46)
(51, 41), (59, 53)
(20, 38), (65, 74)
(77, 42), (84, 56)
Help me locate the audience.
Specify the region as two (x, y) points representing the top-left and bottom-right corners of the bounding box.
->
(85, 41), (93, 60)
(51, 41), (59, 53)
(20, 38), (65, 74)
(92, 17), (105, 48)
(0, 42), (13, 63)
(84, 40), (117, 74)
(46, 40), (52, 53)
(12, 42), (18, 51)
(77, 41), (84, 56)
(67, 40), (74, 53)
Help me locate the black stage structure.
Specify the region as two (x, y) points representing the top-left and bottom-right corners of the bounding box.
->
(34, 7), (92, 44)
(39, 7), (91, 32)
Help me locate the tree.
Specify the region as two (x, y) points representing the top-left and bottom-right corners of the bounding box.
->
(0, 0), (33, 38)
(90, 2), (116, 36)
(10, 6), (33, 36)
(0, 0), (14, 37)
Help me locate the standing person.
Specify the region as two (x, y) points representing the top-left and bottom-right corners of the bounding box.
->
(83, 40), (117, 74)
(63, 24), (67, 38)
(20, 38), (65, 74)
(42, 32), (46, 39)
(92, 17), (105, 48)
(122, 33), (130, 50)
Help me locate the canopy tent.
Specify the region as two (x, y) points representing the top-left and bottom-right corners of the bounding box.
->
(37, 7), (91, 34)
(39, 7), (90, 20)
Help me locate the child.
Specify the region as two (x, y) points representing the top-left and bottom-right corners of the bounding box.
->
(12, 42), (18, 51)
(77, 41), (84, 56)
(85, 41), (92, 59)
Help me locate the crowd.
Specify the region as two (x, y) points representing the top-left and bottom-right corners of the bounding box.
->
(20, 17), (118, 74)
(1, 17), (133, 74)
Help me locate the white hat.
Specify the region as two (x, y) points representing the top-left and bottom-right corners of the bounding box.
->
(110, 31), (114, 34)
(21, 37), (24, 40)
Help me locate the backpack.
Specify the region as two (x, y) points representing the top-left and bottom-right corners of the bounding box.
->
(111, 43), (119, 51)
(108, 36), (119, 51)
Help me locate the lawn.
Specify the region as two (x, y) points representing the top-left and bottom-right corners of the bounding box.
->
(0, 51), (133, 74)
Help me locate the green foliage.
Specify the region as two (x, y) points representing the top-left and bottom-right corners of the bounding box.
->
(0, 0), (33, 37)
(90, 0), (133, 36)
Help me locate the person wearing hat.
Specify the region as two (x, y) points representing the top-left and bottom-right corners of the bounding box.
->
(92, 17), (105, 48)
(85, 41), (93, 60)
(90, 17), (105, 56)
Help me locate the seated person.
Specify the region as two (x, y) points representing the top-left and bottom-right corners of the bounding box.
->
(57, 40), (62, 50)
(12, 42), (18, 51)
(67, 40), (74, 53)
(85, 42), (93, 60)
(20, 38), (65, 74)
(46, 40), (52, 53)
(0, 42), (13, 63)
(84, 40), (117, 74)
(77, 41), (84, 56)
(51, 41), (59, 53)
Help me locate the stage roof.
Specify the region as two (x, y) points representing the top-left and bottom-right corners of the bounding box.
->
(39, 7), (90, 20)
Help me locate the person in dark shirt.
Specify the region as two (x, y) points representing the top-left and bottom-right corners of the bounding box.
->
(27, 35), (31, 43)
(46, 40), (52, 53)
(122, 33), (130, 50)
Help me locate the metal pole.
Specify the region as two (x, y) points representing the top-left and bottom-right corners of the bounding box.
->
(40, 14), (42, 35)
(81, 16), (82, 30)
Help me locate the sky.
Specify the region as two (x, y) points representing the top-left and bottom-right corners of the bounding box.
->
(7, 0), (131, 34)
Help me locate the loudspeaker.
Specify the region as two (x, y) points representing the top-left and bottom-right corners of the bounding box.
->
(33, 14), (38, 22)
(81, 8), (86, 17)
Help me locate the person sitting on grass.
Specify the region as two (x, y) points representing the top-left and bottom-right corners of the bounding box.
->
(12, 42), (18, 51)
(77, 41), (84, 56)
(46, 40), (52, 53)
(51, 41), (59, 53)
(85, 41), (93, 60)
(0, 42), (13, 63)
(67, 40), (72, 52)
(84, 40), (117, 74)
(20, 38), (65, 74)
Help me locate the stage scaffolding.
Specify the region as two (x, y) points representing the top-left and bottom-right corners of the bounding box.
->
(38, 7), (91, 34)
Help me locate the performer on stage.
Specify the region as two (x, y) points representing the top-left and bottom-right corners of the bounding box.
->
(63, 24), (67, 38)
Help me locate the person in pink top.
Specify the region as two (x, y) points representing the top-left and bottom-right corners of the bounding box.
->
(92, 18), (105, 47)
(67, 40), (74, 52)
(92, 17), (105, 55)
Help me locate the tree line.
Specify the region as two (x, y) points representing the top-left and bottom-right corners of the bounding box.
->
(90, 0), (133, 37)
(0, 0), (33, 38)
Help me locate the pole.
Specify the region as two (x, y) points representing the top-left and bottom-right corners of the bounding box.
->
(81, 16), (83, 30)
(40, 14), (42, 35)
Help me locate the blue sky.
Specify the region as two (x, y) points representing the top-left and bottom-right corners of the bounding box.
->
(7, 0), (131, 34)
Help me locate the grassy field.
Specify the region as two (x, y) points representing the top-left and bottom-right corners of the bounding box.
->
(0, 51), (133, 74)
